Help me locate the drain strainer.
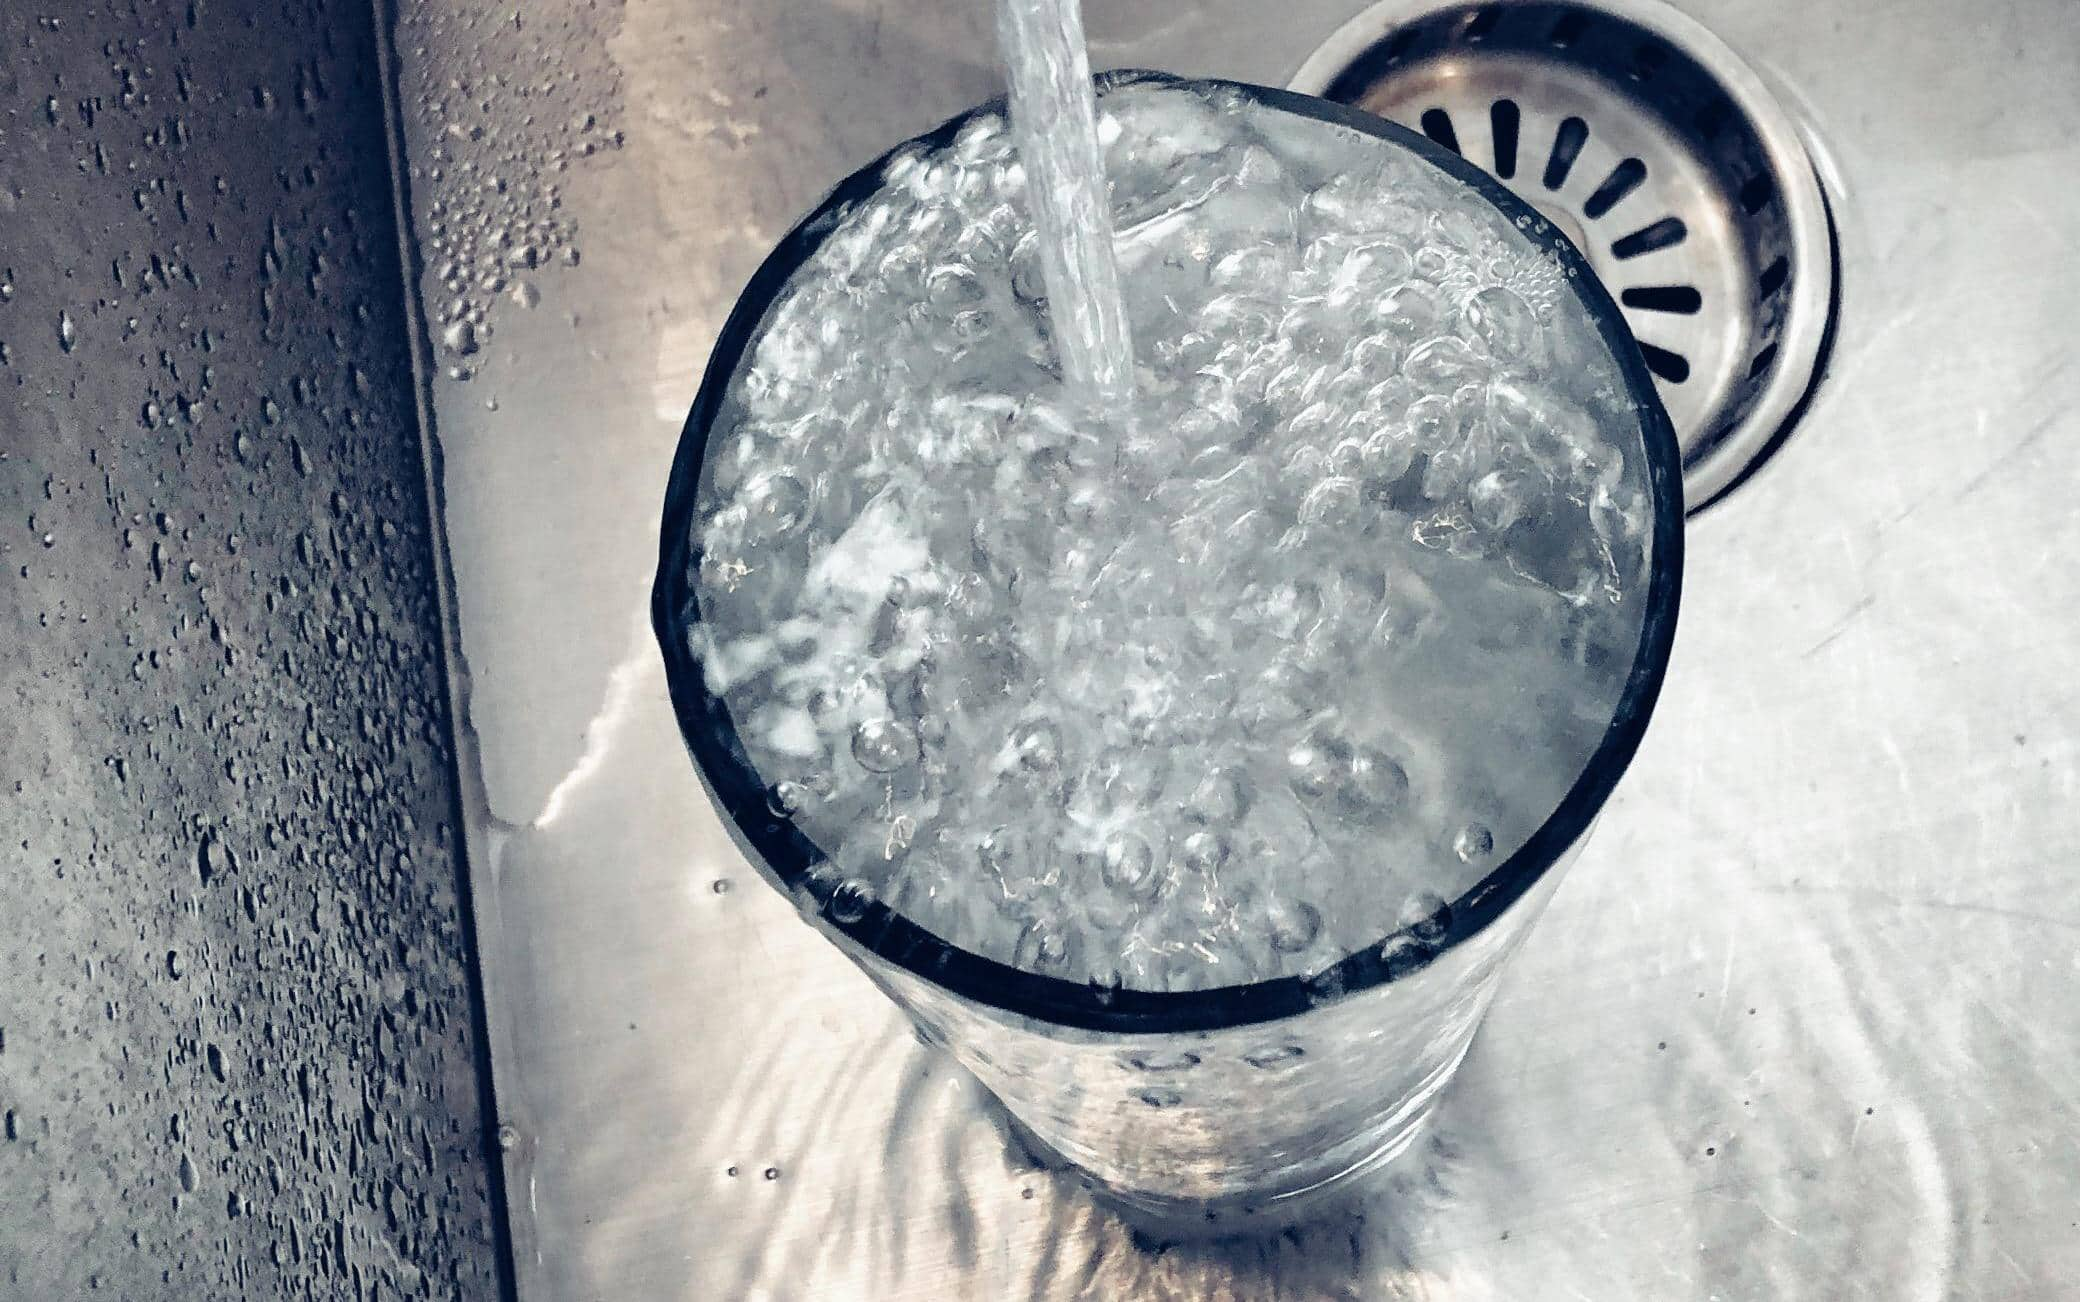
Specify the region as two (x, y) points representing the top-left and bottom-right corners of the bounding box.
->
(1292, 0), (1836, 509)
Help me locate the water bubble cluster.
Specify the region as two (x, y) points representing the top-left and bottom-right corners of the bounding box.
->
(678, 81), (1655, 992)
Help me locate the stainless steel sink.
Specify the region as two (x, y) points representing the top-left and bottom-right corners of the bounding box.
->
(387, 0), (2080, 1296)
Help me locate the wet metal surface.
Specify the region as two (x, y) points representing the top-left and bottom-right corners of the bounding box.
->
(0, 2), (505, 1296)
(390, 0), (2080, 1297)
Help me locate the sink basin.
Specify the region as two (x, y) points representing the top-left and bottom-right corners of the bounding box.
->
(389, 0), (2080, 1296)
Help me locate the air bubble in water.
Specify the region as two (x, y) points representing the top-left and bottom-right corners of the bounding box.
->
(1013, 918), (1069, 972)
(851, 719), (918, 773)
(1100, 829), (1162, 900)
(1265, 897), (1321, 953)
(1462, 284), (1540, 359)
(744, 474), (811, 539)
(1187, 767), (1250, 826)
(1180, 830), (1230, 874)
(827, 878), (873, 923)
(1452, 822), (1494, 862)
(1397, 890), (1451, 941)
(1009, 717), (1062, 771)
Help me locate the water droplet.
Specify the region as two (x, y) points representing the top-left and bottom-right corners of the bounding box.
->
(196, 830), (234, 884)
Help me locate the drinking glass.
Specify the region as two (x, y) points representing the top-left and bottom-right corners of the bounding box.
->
(654, 75), (1682, 1235)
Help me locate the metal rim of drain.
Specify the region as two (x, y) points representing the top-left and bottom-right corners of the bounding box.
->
(1291, 0), (1838, 511)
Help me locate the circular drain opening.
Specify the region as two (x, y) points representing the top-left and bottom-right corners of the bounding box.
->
(1292, 0), (1837, 511)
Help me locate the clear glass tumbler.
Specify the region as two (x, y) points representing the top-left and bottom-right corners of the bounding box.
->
(654, 76), (1682, 1236)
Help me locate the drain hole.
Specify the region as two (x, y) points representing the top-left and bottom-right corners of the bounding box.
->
(1621, 284), (1703, 314)
(1637, 342), (1692, 383)
(1582, 158), (1647, 218)
(1290, 0), (1840, 512)
(1628, 42), (1669, 81)
(1543, 116), (1589, 190)
(1326, 26), (1423, 100)
(1610, 216), (1687, 258)
(1421, 108), (1462, 154)
(1490, 99), (1521, 178)
(1692, 98), (1730, 141)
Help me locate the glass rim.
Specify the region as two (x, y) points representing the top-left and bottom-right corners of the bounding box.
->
(653, 71), (1684, 1036)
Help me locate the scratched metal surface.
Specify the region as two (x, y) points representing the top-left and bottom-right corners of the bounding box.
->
(387, 0), (2080, 1297)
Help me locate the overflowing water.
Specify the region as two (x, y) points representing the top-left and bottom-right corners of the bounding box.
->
(680, 77), (1655, 992)
(992, 0), (1133, 406)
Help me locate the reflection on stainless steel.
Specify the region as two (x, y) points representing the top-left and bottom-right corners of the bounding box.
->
(390, 0), (2080, 1296)
(1, 2), (503, 1295)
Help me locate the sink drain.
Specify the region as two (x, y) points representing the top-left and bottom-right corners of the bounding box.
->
(1292, 0), (1836, 510)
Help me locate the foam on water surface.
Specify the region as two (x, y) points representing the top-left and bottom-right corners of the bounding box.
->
(681, 79), (1656, 993)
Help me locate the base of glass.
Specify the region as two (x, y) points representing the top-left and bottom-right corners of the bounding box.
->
(1008, 1042), (1468, 1242)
